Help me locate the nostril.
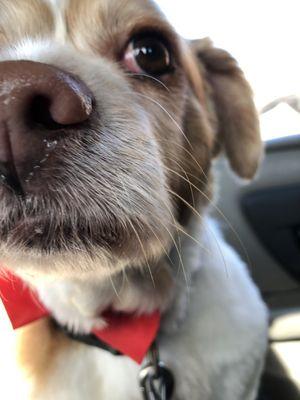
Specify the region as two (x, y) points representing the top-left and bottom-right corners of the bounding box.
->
(27, 95), (64, 131)
(26, 87), (94, 130)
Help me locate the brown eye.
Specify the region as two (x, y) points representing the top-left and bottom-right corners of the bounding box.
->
(124, 36), (172, 76)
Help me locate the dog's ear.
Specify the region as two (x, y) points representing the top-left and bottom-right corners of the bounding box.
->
(190, 38), (262, 179)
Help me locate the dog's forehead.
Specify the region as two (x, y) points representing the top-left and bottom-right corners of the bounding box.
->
(66, 0), (170, 53)
(0, 0), (55, 45)
(0, 0), (168, 48)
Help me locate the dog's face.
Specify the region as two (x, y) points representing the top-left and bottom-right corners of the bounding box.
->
(0, 0), (262, 278)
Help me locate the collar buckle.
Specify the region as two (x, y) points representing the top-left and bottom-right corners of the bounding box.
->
(139, 341), (175, 400)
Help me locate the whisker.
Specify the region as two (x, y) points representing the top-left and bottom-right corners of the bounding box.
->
(170, 222), (214, 257)
(154, 196), (190, 286)
(142, 219), (175, 267)
(162, 152), (208, 188)
(136, 92), (210, 181)
(116, 181), (156, 288)
(136, 93), (193, 150)
(129, 219), (156, 288)
(120, 264), (129, 288)
(167, 188), (228, 276)
(125, 72), (171, 92)
(165, 166), (252, 270)
(166, 157), (196, 209)
(109, 274), (121, 300)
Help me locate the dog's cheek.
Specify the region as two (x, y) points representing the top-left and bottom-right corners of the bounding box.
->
(151, 88), (215, 224)
(136, 81), (189, 195)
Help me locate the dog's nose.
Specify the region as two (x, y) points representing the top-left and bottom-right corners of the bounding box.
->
(0, 60), (93, 193)
(0, 60), (93, 125)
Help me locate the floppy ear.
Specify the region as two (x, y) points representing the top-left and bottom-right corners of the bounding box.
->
(191, 38), (262, 179)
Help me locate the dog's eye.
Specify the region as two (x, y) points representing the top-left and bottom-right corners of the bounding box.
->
(124, 36), (171, 76)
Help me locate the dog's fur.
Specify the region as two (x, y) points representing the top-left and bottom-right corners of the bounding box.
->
(0, 0), (268, 399)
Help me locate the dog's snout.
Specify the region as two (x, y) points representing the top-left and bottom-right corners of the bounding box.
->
(0, 60), (93, 126)
(0, 60), (94, 193)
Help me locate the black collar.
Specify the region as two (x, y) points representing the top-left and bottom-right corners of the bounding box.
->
(52, 319), (122, 356)
(53, 319), (175, 399)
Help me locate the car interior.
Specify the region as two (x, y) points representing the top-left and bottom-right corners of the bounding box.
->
(215, 136), (300, 400)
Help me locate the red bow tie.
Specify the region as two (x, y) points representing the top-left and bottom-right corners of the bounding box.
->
(0, 270), (160, 364)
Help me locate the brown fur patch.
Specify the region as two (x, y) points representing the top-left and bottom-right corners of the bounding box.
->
(16, 318), (74, 395)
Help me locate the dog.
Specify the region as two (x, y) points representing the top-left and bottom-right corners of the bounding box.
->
(0, 0), (268, 399)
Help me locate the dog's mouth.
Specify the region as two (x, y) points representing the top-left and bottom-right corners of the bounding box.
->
(0, 187), (137, 254)
(1, 212), (125, 253)
(0, 125), (136, 255)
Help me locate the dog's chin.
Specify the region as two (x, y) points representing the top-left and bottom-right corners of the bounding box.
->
(0, 223), (165, 280)
(0, 189), (171, 280)
(2, 213), (129, 253)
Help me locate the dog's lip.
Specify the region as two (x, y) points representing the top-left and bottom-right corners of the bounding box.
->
(0, 163), (25, 196)
(0, 203), (127, 253)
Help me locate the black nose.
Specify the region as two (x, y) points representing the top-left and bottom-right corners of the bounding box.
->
(0, 60), (93, 193)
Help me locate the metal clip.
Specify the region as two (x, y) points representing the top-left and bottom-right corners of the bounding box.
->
(139, 342), (175, 400)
